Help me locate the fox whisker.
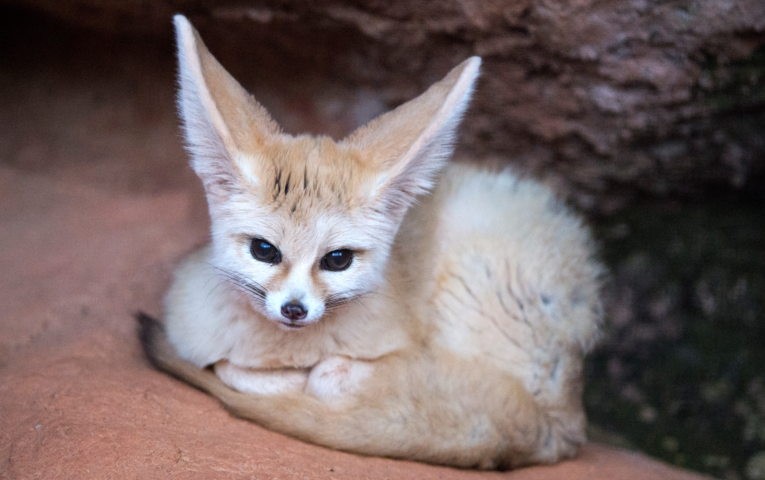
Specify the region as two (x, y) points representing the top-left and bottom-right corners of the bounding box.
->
(211, 265), (267, 305)
(325, 290), (373, 311)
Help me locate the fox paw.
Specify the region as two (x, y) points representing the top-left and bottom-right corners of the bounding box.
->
(306, 357), (373, 404)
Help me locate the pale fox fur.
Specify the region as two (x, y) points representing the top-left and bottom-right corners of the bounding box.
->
(140, 14), (604, 470)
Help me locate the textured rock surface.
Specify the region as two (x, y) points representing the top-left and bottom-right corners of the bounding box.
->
(585, 196), (765, 478)
(2, 0), (765, 212)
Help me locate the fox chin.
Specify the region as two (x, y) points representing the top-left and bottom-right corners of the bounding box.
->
(140, 14), (605, 470)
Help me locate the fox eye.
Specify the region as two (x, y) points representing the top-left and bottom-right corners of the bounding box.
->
(250, 238), (281, 264)
(320, 249), (353, 272)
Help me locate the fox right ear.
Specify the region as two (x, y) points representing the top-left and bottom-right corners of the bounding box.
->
(174, 15), (280, 199)
(342, 57), (480, 220)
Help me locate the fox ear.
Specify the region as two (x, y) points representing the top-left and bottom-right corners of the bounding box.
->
(174, 15), (280, 199)
(343, 57), (481, 217)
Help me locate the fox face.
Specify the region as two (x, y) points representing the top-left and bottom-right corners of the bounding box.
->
(174, 16), (480, 330)
(208, 138), (404, 330)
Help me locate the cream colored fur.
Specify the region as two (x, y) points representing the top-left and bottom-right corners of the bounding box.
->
(142, 14), (604, 470)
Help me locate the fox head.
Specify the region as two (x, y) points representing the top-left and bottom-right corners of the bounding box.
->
(174, 15), (480, 331)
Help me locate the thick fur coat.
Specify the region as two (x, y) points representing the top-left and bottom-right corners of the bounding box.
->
(140, 14), (604, 470)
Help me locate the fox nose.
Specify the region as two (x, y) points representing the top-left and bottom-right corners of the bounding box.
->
(281, 302), (307, 321)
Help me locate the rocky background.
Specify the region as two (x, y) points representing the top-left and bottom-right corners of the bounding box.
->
(0, 1), (763, 479)
(4, 0), (765, 212)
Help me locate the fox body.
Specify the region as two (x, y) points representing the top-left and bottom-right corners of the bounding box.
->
(141, 14), (604, 470)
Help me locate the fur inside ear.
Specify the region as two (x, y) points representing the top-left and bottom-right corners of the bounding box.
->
(342, 57), (481, 216)
(174, 15), (280, 198)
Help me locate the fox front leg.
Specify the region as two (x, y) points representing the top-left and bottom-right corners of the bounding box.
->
(214, 356), (374, 404)
(214, 360), (309, 395)
(305, 356), (375, 404)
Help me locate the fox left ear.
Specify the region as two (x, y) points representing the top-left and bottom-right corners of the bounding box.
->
(342, 57), (481, 217)
(174, 14), (281, 201)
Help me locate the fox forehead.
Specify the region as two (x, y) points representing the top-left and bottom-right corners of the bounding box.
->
(217, 138), (384, 257)
(234, 135), (380, 216)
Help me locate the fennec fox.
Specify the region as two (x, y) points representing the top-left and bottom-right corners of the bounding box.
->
(140, 14), (603, 470)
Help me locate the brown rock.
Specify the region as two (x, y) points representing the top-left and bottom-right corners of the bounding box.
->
(3, 0), (765, 212)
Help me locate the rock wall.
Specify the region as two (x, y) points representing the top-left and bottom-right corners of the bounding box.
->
(3, 0), (765, 211)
